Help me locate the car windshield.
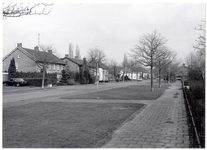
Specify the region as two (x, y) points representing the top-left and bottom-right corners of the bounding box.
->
(15, 78), (24, 82)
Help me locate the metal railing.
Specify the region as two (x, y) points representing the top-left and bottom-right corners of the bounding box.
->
(182, 82), (205, 148)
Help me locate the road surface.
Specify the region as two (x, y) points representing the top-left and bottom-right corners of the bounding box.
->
(3, 81), (150, 105)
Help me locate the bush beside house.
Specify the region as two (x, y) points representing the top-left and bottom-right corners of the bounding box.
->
(8, 58), (17, 80)
(59, 69), (95, 86)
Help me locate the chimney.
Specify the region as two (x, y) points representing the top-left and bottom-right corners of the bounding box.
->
(48, 50), (52, 54)
(65, 54), (69, 58)
(34, 46), (39, 51)
(17, 43), (22, 48)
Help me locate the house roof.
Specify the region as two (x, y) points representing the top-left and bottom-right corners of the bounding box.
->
(23, 48), (65, 65)
(3, 46), (66, 65)
(62, 57), (84, 66)
(61, 57), (96, 68)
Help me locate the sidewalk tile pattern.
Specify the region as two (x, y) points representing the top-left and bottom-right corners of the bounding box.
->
(103, 82), (189, 148)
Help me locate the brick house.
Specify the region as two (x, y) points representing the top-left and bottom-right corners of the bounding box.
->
(61, 54), (85, 73)
(61, 55), (109, 82)
(3, 43), (66, 80)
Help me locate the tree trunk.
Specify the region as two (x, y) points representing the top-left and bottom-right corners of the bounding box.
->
(159, 68), (161, 88)
(168, 68), (170, 83)
(42, 65), (45, 89)
(151, 54), (154, 91)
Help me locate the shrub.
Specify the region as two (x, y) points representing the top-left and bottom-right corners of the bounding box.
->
(57, 81), (67, 86)
(61, 70), (67, 83)
(88, 74), (95, 84)
(189, 81), (205, 99)
(16, 72), (57, 86)
(75, 72), (80, 83)
(24, 78), (50, 86)
(8, 58), (17, 79)
(185, 86), (205, 147)
(67, 79), (76, 85)
(66, 70), (76, 80)
(188, 68), (204, 81)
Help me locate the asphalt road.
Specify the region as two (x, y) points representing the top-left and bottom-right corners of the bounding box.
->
(3, 81), (150, 104)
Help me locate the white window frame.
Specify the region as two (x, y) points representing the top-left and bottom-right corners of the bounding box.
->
(17, 55), (20, 59)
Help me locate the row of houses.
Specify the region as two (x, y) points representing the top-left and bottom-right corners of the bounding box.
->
(3, 43), (109, 82)
(3, 43), (156, 83)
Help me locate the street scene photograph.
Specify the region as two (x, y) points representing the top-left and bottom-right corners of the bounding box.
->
(2, 2), (206, 148)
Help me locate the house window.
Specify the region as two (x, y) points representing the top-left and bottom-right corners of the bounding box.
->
(15, 62), (18, 70)
(57, 65), (59, 71)
(17, 55), (20, 59)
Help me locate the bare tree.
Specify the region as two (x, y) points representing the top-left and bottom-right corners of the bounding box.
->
(185, 50), (205, 80)
(107, 59), (118, 80)
(162, 59), (181, 82)
(35, 45), (58, 89)
(87, 47), (106, 63)
(154, 46), (177, 87)
(3, 3), (53, 19)
(87, 47), (107, 82)
(193, 21), (206, 56)
(185, 51), (205, 69)
(130, 30), (167, 91)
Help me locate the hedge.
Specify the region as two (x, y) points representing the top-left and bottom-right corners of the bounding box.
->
(24, 78), (50, 87)
(16, 71), (57, 85)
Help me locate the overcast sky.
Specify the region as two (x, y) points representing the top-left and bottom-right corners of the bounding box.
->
(2, 3), (206, 64)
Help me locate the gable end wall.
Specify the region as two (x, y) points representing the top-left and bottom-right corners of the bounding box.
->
(3, 49), (37, 72)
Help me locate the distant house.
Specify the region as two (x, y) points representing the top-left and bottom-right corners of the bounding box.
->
(89, 59), (109, 82)
(3, 43), (66, 80)
(119, 67), (150, 81)
(61, 54), (84, 73)
(61, 55), (109, 82)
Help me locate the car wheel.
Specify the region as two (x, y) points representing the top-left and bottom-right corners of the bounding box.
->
(16, 83), (20, 87)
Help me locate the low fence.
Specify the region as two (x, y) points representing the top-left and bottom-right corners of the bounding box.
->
(182, 82), (205, 148)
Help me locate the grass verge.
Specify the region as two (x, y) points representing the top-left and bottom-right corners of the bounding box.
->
(3, 102), (144, 148)
(62, 84), (170, 100)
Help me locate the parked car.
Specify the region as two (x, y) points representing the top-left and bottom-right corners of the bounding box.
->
(3, 78), (27, 86)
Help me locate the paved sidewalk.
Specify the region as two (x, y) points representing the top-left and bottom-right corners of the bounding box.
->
(103, 82), (190, 148)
